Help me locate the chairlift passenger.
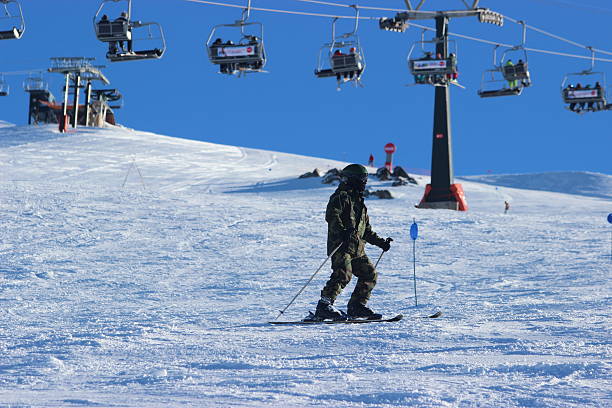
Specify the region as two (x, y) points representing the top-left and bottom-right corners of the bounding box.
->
(110, 12), (129, 52)
(505, 60), (518, 89)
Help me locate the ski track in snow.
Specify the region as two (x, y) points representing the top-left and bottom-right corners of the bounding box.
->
(0, 124), (610, 407)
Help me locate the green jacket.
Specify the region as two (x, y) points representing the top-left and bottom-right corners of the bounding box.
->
(326, 183), (386, 256)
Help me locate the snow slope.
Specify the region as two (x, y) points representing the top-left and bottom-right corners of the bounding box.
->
(464, 172), (612, 201)
(0, 124), (610, 407)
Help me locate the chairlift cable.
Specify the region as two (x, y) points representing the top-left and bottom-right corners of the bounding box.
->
(185, 0), (381, 19)
(286, 0), (405, 12)
(447, 30), (612, 63)
(501, 13), (612, 56)
(185, 0), (612, 62)
(0, 69), (46, 76)
(290, 0), (612, 57)
(407, 21), (612, 63)
(524, 0), (612, 15)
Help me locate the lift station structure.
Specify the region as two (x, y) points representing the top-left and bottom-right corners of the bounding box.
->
(48, 57), (110, 132)
(380, 1), (503, 211)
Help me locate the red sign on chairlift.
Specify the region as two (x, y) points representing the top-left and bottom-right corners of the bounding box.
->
(384, 143), (396, 153)
(436, 133), (444, 139)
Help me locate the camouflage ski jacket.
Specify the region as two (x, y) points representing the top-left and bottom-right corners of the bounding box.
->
(326, 184), (386, 257)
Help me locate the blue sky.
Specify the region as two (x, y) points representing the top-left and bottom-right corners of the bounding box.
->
(1, 0), (610, 175)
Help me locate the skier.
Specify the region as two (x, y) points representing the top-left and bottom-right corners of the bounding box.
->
(504, 200), (510, 214)
(314, 164), (393, 320)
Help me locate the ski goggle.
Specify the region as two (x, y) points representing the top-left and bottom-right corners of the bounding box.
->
(347, 174), (368, 183)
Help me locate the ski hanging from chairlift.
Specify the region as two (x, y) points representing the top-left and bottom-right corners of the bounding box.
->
(0, 0), (24, 40)
(206, 0), (266, 77)
(93, 0), (166, 62)
(561, 48), (611, 114)
(314, 6), (365, 90)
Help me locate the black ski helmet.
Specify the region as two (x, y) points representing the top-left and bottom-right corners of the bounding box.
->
(342, 164), (368, 190)
(342, 164), (368, 177)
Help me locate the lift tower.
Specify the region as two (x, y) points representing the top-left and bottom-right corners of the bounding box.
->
(48, 57), (110, 131)
(380, 1), (503, 211)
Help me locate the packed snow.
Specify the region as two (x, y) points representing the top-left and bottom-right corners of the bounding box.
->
(0, 124), (610, 407)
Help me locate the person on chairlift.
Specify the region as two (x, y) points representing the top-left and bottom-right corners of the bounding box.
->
(114, 12), (129, 52)
(575, 83), (585, 112)
(517, 59), (530, 86)
(594, 82), (604, 110)
(584, 84), (595, 111)
(505, 60), (518, 89)
(567, 84), (577, 112)
(347, 47), (358, 79)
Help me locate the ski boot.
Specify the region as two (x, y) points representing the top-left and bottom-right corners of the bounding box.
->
(313, 297), (347, 321)
(347, 302), (382, 320)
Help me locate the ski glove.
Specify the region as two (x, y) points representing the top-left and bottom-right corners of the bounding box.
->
(379, 237), (393, 252)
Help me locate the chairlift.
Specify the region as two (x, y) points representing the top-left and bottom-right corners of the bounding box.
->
(477, 24), (532, 98)
(561, 71), (609, 113)
(93, 0), (166, 62)
(0, 75), (9, 96)
(206, 1), (266, 76)
(500, 22), (532, 87)
(560, 48), (610, 113)
(477, 68), (522, 98)
(92, 89), (123, 109)
(314, 7), (365, 89)
(407, 36), (459, 87)
(0, 0), (24, 40)
(23, 72), (48, 92)
(478, 45), (530, 98)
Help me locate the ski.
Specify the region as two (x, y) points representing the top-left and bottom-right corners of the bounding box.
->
(270, 314), (403, 325)
(270, 310), (441, 325)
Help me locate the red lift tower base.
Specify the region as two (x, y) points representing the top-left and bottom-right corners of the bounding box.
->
(417, 183), (468, 211)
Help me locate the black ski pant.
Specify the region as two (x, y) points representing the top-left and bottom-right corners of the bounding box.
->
(321, 252), (377, 306)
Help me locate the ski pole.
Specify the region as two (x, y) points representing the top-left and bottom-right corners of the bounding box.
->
(274, 243), (342, 320)
(373, 238), (393, 270)
(374, 250), (385, 270)
(410, 219), (418, 307)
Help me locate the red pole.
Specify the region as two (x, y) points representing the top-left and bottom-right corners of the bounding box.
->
(384, 143), (396, 172)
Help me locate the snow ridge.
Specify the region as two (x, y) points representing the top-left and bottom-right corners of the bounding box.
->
(464, 171), (612, 200)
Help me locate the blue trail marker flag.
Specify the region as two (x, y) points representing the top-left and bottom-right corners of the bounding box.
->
(410, 221), (418, 240)
(608, 213), (612, 224)
(410, 219), (418, 306)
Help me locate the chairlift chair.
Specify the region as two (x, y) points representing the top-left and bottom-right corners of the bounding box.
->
(23, 73), (48, 93)
(206, 1), (266, 76)
(500, 47), (532, 87)
(477, 45), (531, 98)
(561, 70), (608, 113)
(0, 0), (24, 40)
(92, 89), (123, 109)
(477, 69), (522, 98)
(0, 75), (9, 96)
(407, 38), (459, 87)
(93, 0), (166, 62)
(314, 10), (365, 89)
